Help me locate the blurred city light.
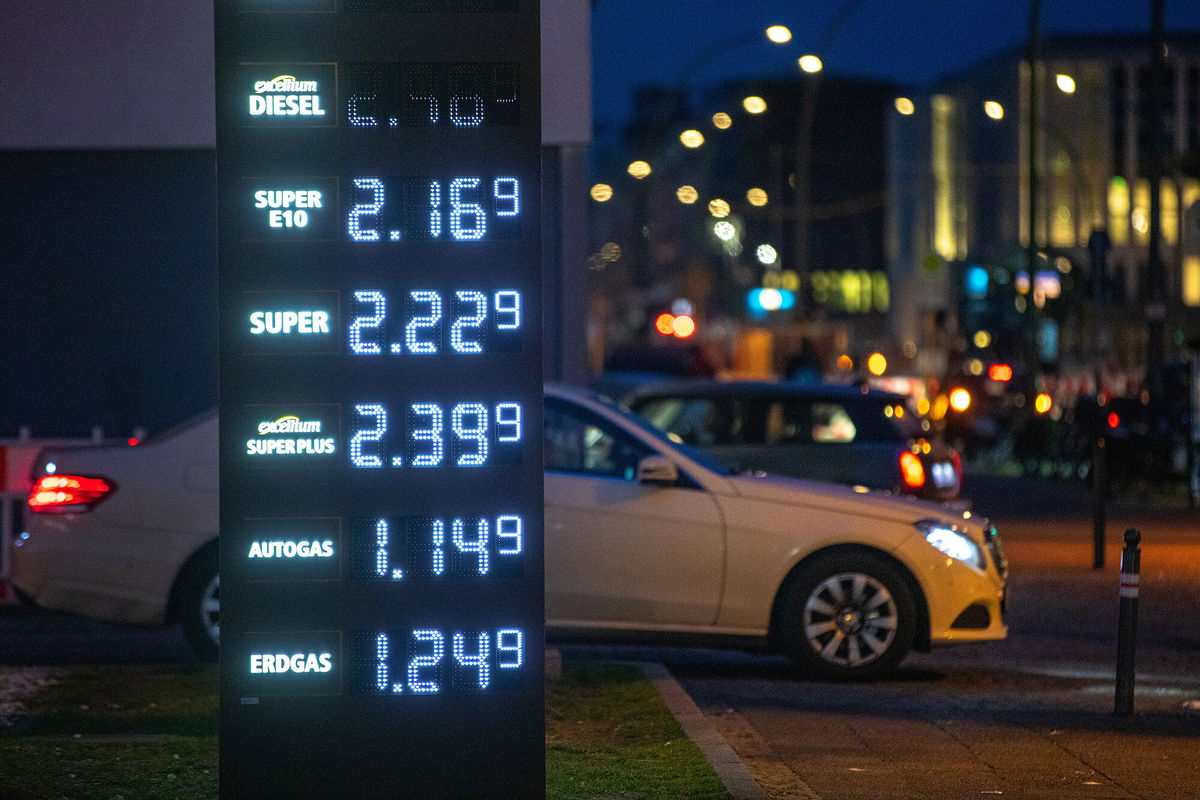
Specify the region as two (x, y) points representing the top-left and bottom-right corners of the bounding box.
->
(988, 363), (1013, 382)
(708, 198), (731, 218)
(837, 354), (854, 371)
(983, 100), (1004, 120)
(676, 185), (699, 204)
(671, 314), (696, 338)
(671, 298), (693, 316)
(949, 388), (972, 412)
(1055, 73), (1076, 93)
(654, 313), (675, 335)
(968, 359), (984, 375)
(780, 270), (800, 290)
(713, 220), (736, 241)
(765, 24), (792, 43)
(590, 183), (613, 202)
(798, 55), (823, 73)
(1034, 393), (1053, 414)
(1107, 412), (1121, 429)
(973, 330), (992, 348)
(894, 97), (916, 115)
(712, 112), (733, 129)
(746, 187), (768, 206)
(965, 264), (989, 297)
(627, 160), (652, 179)
(756, 244), (778, 265)
(679, 129), (705, 148)
(742, 96), (767, 114)
(916, 397), (931, 415)
(867, 352), (887, 376)
(758, 288), (783, 311)
(747, 287), (795, 314)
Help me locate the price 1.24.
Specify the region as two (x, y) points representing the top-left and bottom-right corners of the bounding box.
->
(349, 401), (522, 469)
(355, 627), (525, 695)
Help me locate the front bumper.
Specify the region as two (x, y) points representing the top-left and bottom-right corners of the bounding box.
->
(894, 529), (1008, 645)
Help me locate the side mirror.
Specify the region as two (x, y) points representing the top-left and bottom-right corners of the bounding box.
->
(636, 455), (678, 485)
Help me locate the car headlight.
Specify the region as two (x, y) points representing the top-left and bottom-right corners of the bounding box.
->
(915, 520), (984, 568)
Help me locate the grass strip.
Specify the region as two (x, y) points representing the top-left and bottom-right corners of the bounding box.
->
(1, 662), (729, 800)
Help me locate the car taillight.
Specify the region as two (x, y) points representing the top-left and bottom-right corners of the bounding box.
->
(899, 451), (926, 491)
(28, 475), (115, 513)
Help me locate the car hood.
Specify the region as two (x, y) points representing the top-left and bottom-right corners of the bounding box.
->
(724, 471), (976, 528)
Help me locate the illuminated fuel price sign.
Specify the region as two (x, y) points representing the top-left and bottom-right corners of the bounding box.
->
(216, 1), (543, 797)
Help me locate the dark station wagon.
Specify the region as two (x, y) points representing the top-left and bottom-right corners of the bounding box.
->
(627, 381), (963, 503)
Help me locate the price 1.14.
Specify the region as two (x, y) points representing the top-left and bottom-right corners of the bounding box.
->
(350, 515), (525, 579)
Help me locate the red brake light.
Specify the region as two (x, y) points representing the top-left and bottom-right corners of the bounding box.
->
(1107, 412), (1120, 429)
(899, 451), (926, 490)
(28, 474), (115, 513)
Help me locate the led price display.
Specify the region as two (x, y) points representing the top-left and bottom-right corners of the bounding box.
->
(347, 289), (522, 355)
(217, 0), (542, 795)
(349, 515), (525, 579)
(346, 176), (521, 241)
(351, 627), (525, 694)
(348, 401), (522, 468)
(345, 63), (519, 128)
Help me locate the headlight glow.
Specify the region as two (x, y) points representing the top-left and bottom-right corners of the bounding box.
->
(916, 520), (983, 568)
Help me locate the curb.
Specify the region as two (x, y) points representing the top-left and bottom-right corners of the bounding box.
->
(641, 662), (771, 800)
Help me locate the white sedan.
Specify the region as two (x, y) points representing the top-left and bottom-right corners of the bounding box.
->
(13, 385), (1006, 678)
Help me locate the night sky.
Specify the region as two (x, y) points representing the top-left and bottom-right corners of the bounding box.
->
(592, 0), (1200, 140)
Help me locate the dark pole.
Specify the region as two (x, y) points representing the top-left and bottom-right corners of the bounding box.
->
(1114, 528), (1142, 716)
(1026, 0), (1042, 365)
(1146, 0), (1167, 415)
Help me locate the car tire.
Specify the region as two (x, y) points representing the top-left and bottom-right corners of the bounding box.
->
(779, 552), (916, 680)
(177, 548), (219, 662)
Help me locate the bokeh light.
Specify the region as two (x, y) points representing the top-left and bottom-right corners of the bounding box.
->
(713, 221), (736, 241)
(756, 244), (778, 265)
(949, 388), (972, 412)
(746, 188), (768, 206)
(627, 160), (652, 179)
(894, 97), (915, 115)
(798, 54), (823, 74)
(671, 314), (696, 338)
(708, 198), (731, 218)
(1055, 73), (1076, 94)
(679, 129), (705, 148)
(1034, 393), (1053, 414)
(867, 352), (887, 376)
(742, 96), (767, 114)
(765, 25), (792, 43)
(676, 185), (699, 204)
(589, 183), (613, 202)
(983, 100), (1004, 120)
(712, 112), (733, 129)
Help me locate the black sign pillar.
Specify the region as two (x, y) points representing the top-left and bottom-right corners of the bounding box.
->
(215, 2), (543, 797)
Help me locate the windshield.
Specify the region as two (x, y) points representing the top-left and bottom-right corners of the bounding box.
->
(585, 391), (738, 475)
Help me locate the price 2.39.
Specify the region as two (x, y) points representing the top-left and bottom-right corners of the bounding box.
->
(349, 402), (522, 469)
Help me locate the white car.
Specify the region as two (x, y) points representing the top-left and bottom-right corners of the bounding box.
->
(13, 385), (1007, 678)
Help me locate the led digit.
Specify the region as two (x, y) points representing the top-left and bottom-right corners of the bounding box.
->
(408, 629), (444, 694)
(430, 518), (446, 575)
(349, 290), (386, 354)
(349, 404), (388, 468)
(427, 180), (443, 238)
(410, 403), (445, 467)
(494, 291), (521, 330)
(495, 403), (522, 442)
(348, 178), (385, 241)
(452, 631), (491, 689)
(451, 403), (489, 466)
(347, 94), (378, 127)
(493, 178), (520, 216)
(496, 629), (524, 669)
(405, 291), (442, 354)
(496, 515), (523, 555)
(449, 178), (486, 241)
(450, 290), (486, 353)
(452, 517), (489, 575)
(376, 633), (391, 692)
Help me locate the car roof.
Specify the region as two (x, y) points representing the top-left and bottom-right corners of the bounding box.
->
(625, 380), (905, 404)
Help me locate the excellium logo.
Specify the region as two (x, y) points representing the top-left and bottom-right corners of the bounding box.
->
(248, 415), (336, 457)
(249, 74), (326, 117)
(258, 415), (321, 435)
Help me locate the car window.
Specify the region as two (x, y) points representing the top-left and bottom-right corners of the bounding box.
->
(545, 399), (653, 480)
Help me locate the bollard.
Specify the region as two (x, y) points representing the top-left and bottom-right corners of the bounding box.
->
(1092, 438), (1106, 569)
(1114, 528), (1141, 716)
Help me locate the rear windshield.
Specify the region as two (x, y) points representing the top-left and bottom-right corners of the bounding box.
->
(633, 393), (917, 446)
